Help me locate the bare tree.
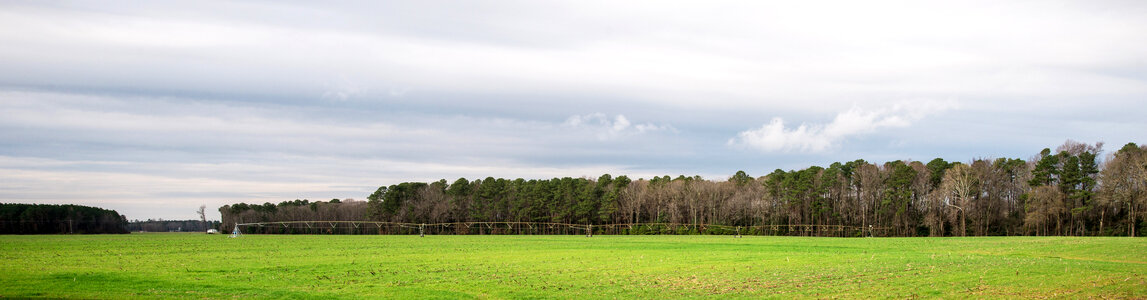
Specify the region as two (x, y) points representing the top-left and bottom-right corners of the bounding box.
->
(1099, 143), (1147, 237)
(942, 163), (977, 236)
(1026, 186), (1065, 236)
(857, 163), (883, 233)
(197, 205), (207, 231)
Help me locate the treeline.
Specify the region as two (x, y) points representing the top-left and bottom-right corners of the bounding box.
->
(219, 199), (366, 231)
(220, 141), (1147, 237)
(127, 219), (221, 232)
(0, 203), (128, 234)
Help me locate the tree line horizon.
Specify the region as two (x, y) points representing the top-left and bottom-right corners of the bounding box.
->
(220, 140), (1147, 237)
(0, 203), (128, 234)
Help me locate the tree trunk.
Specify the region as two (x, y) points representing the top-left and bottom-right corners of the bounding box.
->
(1099, 209), (1104, 236)
(948, 202), (966, 237)
(938, 217), (944, 237)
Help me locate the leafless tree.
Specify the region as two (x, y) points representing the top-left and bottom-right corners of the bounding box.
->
(197, 205), (207, 230)
(942, 163), (977, 236)
(1099, 144), (1147, 236)
(1026, 186), (1065, 236)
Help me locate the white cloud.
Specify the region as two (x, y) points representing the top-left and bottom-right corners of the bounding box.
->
(564, 113), (674, 141)
(729, 101), (958, 153)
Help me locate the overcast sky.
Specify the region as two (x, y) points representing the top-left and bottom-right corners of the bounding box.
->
(1, 1), (1145, 220)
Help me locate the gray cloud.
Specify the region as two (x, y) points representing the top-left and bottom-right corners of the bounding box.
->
(1, 1), (1145, 219)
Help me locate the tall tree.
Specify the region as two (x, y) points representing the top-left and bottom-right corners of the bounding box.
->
(882, 161), (918, 236)
(730, 170), (753, 187)
(1099, 143), (1147, 236)
(926, 158), (951, 189)
(366, 186), (388, 221)
(941, 163), (976, 236)
(1029, 148), (1060, 187)
(197, 205), (207, 230)
(1026, 186), (1065, 236)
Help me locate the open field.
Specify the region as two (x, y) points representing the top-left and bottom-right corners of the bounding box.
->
(1, 234), (1145, 299)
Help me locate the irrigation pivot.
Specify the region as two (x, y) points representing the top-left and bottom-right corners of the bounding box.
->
(231, 221), (890, 236)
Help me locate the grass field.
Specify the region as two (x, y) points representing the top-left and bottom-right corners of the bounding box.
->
(1, 234), (1145, 299)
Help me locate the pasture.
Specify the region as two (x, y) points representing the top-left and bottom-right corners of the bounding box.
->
(0, 234), (1144, 299)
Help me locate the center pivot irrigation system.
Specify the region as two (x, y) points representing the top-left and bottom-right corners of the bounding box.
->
(230, 221), (891, 238)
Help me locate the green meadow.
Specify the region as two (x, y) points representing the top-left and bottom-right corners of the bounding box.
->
(1, 234), (1144, 299)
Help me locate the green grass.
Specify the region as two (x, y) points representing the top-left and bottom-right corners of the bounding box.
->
(1, 234), (1144, 299)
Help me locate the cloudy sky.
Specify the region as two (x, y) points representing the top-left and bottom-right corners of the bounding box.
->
(2, 1), (1145, 220)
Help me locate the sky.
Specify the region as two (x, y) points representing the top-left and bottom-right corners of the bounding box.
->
(1, 1), (1145, 221)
